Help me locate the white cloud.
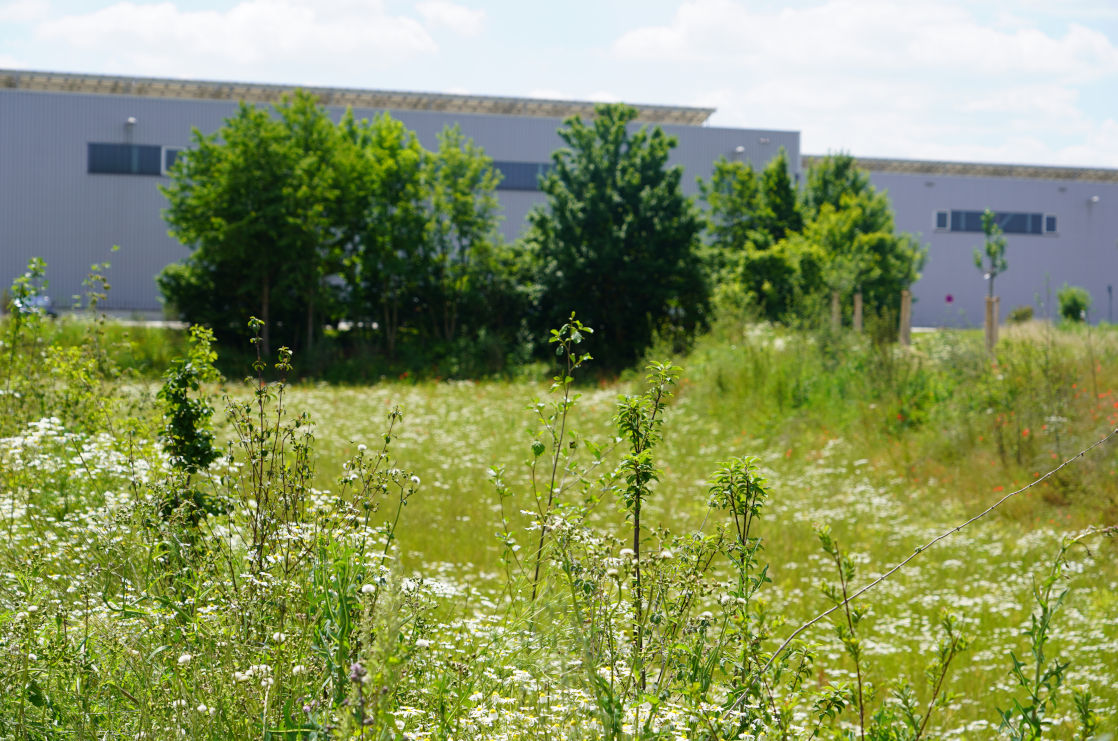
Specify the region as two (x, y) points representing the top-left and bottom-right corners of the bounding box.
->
(0, 0), (49, 23)
(611, 0), (1118, 166)
(416, 1), (484, 37)
(33, 1), (437, 79)
(0, 54), (29, 68)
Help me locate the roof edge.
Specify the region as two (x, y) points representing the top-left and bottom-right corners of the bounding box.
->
(804, 154), (1118, 183)
(1, 68), (716, 127)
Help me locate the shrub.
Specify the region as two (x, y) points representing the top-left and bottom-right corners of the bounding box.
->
(1058, 284), (1091, 323)
(1008, 305), (1034, 323)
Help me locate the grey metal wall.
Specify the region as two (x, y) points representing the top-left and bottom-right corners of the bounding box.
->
(0, 88), (798, 313)
(870, 170), (1118, 327)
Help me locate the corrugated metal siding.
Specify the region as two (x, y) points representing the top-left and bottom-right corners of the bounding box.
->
(869, 170), (1118, 327)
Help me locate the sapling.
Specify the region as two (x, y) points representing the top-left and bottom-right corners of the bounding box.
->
(974, 209), (1008, 299)
(614, 361), (678, 698)
(527, 313), (593, 604)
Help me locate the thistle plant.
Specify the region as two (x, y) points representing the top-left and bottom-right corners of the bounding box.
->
(998, 526), (1115, 740)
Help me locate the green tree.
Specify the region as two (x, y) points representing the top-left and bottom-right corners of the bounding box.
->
(339, 112), (428, 359)
(701, 152), (924, 323)
(422, 125), (504, 342)
(160, 92), (340, 354)
(528, 103), (708, 370)
(798, 154), (927, 318)
(801, 151), (872, 217)
(800, 193), (924, 315)
(1057, 284), (1091, 323)
(699, 157), (762, 252)
(974, 209), (1008, 299)
(756, 147), (803, 244)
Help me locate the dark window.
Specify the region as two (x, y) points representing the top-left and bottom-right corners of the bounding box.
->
(164, 148), (182, 173)
(950, 210), (984, 232)
(493, 161), (552, 191)
(948, 210), (1045, 235)
(935, 210), (948, 229)
(1045, 214), (1058, 234)
(88, 143), (163, 175)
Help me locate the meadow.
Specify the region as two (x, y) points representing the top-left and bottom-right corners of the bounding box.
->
(0, 308), (1116, 739)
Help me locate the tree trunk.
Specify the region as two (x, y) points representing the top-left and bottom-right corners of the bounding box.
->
(305, 297), (315, 353)
(261, 275), (271, 357)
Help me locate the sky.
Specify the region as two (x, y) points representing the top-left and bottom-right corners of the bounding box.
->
(3, 0), (1118, 167)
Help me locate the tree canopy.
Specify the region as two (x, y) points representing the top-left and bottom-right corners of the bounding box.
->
(160, 93), (517, 365)
(701, 151), (925, 324)
(527, 103), (708, 370)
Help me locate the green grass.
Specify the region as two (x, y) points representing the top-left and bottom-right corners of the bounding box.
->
(1, 314), (1116, 738)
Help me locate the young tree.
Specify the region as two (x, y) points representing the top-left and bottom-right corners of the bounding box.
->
(801, 151), (872, 217)
(974, 209), (1008, 299)
(699, 152), (924, 323)
(528, 103), (707, 370)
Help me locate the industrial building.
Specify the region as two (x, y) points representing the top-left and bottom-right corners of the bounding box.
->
(838, 156), (1118, 327)
(2, 69), (1115, 327)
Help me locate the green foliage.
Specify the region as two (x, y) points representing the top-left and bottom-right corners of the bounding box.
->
(974, 209), (1009, 299)
(1057, 284), (1091, 323)
(756, 147), (804, 243)
(699, 158), (762, 252)
(1, 258), (50, 433)
(4, 312), (1118, 737)
(995, 531), (1114, 740)
(528, 103), (708, 370)
(1009, 305), (1035, 324)
(161, 93), (521, 372)
(157, 325), (222, 474)
(161, 92), (340, 355)
(421, 125), (507, 343)
(701, 152), (925, 324)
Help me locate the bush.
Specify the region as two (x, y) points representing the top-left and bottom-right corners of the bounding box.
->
(1058, 284), (1092, 323)
(1007, 305), (1034, 323)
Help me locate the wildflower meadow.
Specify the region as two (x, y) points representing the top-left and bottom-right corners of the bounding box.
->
(1, 298), (1116, 739)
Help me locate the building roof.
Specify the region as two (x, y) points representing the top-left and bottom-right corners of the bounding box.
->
(803, 154), (1118, 183)
(1, 68), (716, 127)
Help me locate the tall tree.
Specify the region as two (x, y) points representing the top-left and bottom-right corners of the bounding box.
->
(801, 151), (872, 217)
(756, 147), (803, 244)
(423, 125), (503, 342)
(344, 113), (428, 359)
(160, 92), (339, 354)
(528, 103), (708, 370)
(699, 157), (762, 252)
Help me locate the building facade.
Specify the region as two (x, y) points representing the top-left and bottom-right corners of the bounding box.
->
(2, 69), (1115, 328)
(0, 69), (797, 314)
(847, 157), (1118, 328)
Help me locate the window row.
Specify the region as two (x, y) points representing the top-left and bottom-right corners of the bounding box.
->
(89, 148), (553, 189)
(88, 143), (182, 176)
(493, 161), (552, 191)
(934, 209), (1057, 235)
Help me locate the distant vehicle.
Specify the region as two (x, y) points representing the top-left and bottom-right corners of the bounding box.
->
(10, 293), (57, 318)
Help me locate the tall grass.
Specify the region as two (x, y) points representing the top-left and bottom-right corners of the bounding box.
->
(0, 309), (1115, 738)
